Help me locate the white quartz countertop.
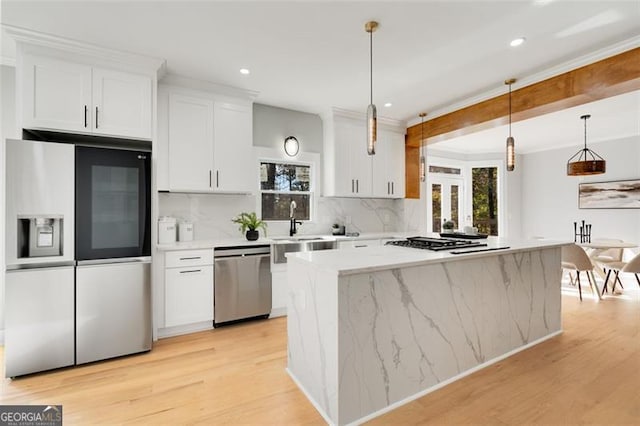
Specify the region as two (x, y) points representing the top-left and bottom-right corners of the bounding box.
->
(286, 237), (571, 276)
(156, 231), (412, 251)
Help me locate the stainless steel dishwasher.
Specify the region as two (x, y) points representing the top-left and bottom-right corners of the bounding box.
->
(214, 245), (272, 326)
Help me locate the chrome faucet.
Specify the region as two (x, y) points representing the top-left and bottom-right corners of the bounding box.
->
(289, 200), (302, 237)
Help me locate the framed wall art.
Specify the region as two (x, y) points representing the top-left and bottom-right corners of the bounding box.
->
(578, 179), (640, 209)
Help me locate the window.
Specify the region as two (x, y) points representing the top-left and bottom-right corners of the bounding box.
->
(260, 162), (312, 221)
(472, 167), (499, 236)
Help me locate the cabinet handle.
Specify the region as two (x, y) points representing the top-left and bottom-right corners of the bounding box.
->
(391, 182), (394, 195)
(387, 182), (390, 194)
(216, 170), (219, 188)
(84, 105), (88, 128)
(209, 170), (212, 188)
(179, 269), (202, 274)
(179, 256), (201, 261)
(356, 179), (359, 193)
(354, 245), (367, 248)
(95, 106), (99, 129)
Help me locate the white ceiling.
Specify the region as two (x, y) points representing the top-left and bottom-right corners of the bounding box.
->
(1, 1), (639, 152)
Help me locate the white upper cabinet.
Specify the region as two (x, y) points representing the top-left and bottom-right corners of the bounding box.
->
(213, 102), (254, 192)
(92, 68), (152, 139)
(158, 81), (256, 193)
(21, 55), (92, 133)
(168, 93), (214, 192)
(324, 109), (405, 198)
(20, 53), (152, 140)
(372, 129), (406, 198)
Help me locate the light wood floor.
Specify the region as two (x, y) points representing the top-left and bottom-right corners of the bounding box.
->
(1, 279), (639, 425)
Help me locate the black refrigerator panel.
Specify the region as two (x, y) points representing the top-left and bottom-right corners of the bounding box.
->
(75, 146), (151, 261)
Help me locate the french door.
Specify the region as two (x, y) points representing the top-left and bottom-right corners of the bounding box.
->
(427, 176), (464, 233)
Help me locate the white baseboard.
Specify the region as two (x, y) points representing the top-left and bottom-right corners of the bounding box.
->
(269, 307), (287, 318)
(157, 321), (213, 339)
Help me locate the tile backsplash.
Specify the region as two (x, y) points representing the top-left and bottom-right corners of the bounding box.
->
(159, 193), (419, 240)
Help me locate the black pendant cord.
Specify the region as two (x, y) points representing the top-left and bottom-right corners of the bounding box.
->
(583, 116), (588, 151)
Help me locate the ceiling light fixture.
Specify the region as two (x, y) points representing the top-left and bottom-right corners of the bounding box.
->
(567, 114), (606, 176)
(510, 37), (526, 47)
(505, 78), (516, 172)
(419, 112), (427, 182)
(284, 136), (299, 157)
(384, 102), (392, 108)
(365, 21), (379, 155)
(239, 68), (250, 75)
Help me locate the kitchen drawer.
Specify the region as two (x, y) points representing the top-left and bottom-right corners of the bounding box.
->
(337, 239), (382, 249)
(165, 249), (213, 268)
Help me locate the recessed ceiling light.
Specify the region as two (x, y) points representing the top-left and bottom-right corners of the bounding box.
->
(384, 102), (392, 107)
(510, 37), (526, 47)
(239, 68), (250, 75)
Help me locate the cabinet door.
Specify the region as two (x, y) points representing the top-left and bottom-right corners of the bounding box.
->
(165, 265), (214, 327)
(213, 102), (254, 192)
(92, 68), (152, 139)
(350, 121), (372, 197)
(372, 130), (405, 198)
(388, 131), (406, 198)
(168, 93), (214, 191)
(21, 55), (92, 133)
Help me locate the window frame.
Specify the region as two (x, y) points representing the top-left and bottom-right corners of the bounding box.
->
(255, 147), (319, 223)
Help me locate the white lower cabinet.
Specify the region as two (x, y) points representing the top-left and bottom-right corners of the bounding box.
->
(164, 249), (214, 328)
(271, 270), (288, 317)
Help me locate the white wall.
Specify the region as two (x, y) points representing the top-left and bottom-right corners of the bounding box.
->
(1, 64), (18, 339)
(521, 135), (640, 248)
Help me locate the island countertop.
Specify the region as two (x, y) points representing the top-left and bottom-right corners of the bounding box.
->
(287, 237), (570, 276)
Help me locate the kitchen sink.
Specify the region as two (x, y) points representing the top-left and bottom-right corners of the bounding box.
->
(271, 237), (337, 264)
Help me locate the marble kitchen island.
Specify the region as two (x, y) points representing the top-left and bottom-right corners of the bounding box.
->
(286, 238), (568, 425)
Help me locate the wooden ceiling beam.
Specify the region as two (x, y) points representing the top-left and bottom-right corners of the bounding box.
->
(406, 47), (640, 147)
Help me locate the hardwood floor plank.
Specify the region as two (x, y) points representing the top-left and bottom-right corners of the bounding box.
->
(1, 279), (639, 425)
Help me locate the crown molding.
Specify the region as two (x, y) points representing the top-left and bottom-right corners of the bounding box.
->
(327, 107), (407, 133)
(160, 73), (259, 101)
(2, 24), (166, 75)
(407, 35), (640, 127)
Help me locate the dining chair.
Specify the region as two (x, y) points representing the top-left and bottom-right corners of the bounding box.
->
(590, 238), (624, 270)
(562, 244), (600, 301)
(603, 251), (640, 293)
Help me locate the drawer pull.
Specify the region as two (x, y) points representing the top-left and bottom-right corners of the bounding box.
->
(179, 269), (202, 274)
(354, 245), (367, 248)
(179, 256), (201, 261)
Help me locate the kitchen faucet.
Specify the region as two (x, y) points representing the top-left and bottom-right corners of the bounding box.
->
(289, 200), (302, 237)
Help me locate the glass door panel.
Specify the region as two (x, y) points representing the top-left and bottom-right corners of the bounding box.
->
(472, 167), (499, 236)
(431, 184), (442, 232)
(428, 177), (463, 233)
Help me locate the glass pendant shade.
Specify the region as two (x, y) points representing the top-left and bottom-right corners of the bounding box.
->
(420, 154), (426, 182)
(567, 114), (606, 176)
(506, 136), (515, 172)
(367, 104), (377, 155)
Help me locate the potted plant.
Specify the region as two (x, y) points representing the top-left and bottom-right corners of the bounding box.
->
(442, 218), (455, 231)
(232, 212), (267, 241)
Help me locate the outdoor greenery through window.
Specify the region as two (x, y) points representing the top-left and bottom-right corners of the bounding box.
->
(472, 167), (498, 235)
(260, 162), (311, 221)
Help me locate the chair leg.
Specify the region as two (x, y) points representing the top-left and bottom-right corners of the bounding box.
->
(577, 271), (583, 301)
(612, 271), (621, 293)
(602, 269), (611, 295)
(588, 271), (600, 299)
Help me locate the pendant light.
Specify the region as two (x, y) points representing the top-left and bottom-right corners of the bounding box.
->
(365, 21), (378, 155)
(567, 114), (606, 176)
(505, 78), (516, 172)
(419, 112), (427, 182)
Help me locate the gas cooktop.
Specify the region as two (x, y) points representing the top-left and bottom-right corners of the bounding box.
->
(386, 236), (487, 251)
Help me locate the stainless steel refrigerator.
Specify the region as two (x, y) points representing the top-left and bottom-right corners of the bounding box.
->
(5, 138), (152, 377)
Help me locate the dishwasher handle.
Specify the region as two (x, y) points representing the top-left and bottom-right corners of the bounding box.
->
(214, 246), (271, 258)
(215, 252), (270, 261)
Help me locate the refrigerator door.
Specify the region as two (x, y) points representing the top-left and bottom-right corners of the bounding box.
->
(5, 266), (75, 377)
(76, 259), (152, 364)
(75, 146), (151, 261)
(5, 139), (74, 267)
